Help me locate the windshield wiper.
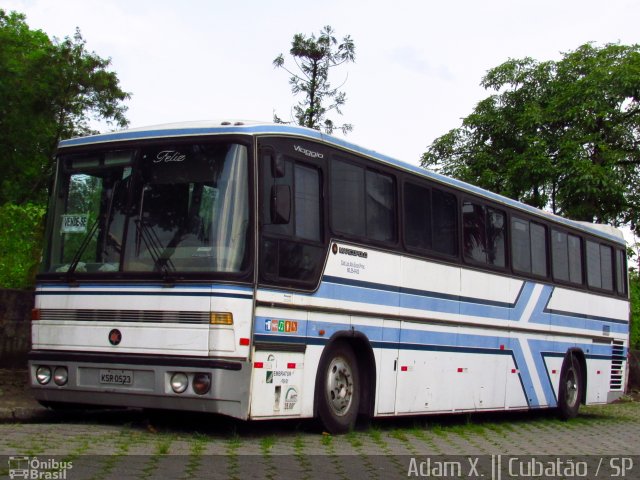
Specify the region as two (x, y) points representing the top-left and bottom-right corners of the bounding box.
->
(66, 218), (100, 282)
(134, 219), (176, 281)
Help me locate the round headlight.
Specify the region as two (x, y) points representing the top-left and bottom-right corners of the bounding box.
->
(53, 366), (68, 386)
(36, 366), (52, 385)
(170, 372), (188, 393)
(192, 373), (211, 395)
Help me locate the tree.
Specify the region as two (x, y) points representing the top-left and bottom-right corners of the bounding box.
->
(0, 10), (130, 205)
(273, 25), (355, 134)
(422, 43), (640, 233)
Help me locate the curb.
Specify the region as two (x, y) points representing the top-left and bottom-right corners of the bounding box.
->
(0, 405), (48, 421)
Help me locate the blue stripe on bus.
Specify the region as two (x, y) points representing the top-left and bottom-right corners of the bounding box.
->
(526, 285), (628, 333)
(256, 314), (619, 409)
(255, 324), (542, 406)
(311, 277), (627, 334)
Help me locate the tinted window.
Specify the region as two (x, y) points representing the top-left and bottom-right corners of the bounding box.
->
(404, 182), (432, 251)
(587, 240), (613, 291)
(511, 218), (531, 273)
(294, 164), (321, 241)
(616, 249), (627, 295)
(463, 202), (486, 264)
(260, 147), (324, 287)
(586, 241), (601, 288)
(331, 160), (365, 236)
(432, 189), (458, 256)
(463, 201), (505, 267)
(331, 158), (396, 243)
(531, 223), (548, 277)
(488, 208), (506, 267)
(511, 217), (547, 277)
(366, 170), (395, 242)
(568, 234), (582, 284)
(552, 230), (569, 281)
(600, 245), (613, 291)
(552, 229), (582, 285)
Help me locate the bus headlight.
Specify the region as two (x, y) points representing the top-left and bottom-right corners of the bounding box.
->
(53, 366), (68, 386)
(36, 366), (52, 385)
(192, 373), (211, 395)
(170, 372), (188, 393)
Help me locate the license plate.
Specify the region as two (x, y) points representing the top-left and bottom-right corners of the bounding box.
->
(99, 369), (133, 385)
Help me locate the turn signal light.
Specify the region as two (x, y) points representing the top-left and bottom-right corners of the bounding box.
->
(210, 312), (233, 325)
(192, 373), (211, 395)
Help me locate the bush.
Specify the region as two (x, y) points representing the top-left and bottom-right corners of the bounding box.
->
(0, 202), (46, 289)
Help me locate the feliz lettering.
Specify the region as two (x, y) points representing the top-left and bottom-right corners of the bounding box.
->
(154, 150), (186, 163)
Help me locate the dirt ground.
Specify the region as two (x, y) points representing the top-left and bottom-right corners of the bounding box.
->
(0, 369), (40, 410)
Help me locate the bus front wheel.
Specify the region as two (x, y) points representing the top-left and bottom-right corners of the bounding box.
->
(317, 340), (360, 434)
(558, 353), (583, 420)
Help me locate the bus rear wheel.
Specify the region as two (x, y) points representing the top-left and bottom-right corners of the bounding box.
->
(317, 340), (360, 434)
(558, 353), (583, 420)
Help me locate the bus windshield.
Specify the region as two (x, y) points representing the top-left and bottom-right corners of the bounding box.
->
(42, 142), (250, 276)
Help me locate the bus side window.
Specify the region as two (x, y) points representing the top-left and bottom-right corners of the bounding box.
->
(615, 249), (627, 295)
(511, 217), (548, 277)
(330, 157), (396, 244)
(586, 241), (614, 291)
(260, 148), (324, 287)
(462, 200), (505, 268)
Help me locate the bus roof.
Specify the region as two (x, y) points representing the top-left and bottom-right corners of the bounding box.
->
(58, 120), (626, 245)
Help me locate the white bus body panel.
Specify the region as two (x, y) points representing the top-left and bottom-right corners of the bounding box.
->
(251, 241), (629, 420)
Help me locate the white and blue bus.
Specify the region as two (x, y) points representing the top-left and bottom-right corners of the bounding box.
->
(30, 121), (629, 433)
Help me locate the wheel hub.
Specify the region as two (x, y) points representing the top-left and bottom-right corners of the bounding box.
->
(326, 356), (353, 416)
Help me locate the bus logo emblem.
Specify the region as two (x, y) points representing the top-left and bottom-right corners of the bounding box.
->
(264, 319), (298, 333)
(108, 329), (122, 346)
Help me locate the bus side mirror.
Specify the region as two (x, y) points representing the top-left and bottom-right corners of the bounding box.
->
(270, 185), (291, 224)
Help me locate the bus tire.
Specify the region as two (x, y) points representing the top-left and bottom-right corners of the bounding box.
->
(558, 353), (582, 420)
(317, 340), (360, 434)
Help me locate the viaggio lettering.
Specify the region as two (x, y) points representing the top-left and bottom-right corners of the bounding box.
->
(293, 145), (323, 158)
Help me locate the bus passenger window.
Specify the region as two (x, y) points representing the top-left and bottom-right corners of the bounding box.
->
(587, 241), (613, 291)
(404, 183), (432, 251)
(511, 217), (547, 277)
(366, 170), (395, 242)
(463, 201), (505, 267)
(432, 189), (457, 256)
(330, 158), (396, 244)
(616, 249), (627, 295)
(294, 165), (321, 241)
(331, 160), (365, 237)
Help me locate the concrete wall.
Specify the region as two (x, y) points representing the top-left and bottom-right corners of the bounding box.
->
(0, 289), (33, 367)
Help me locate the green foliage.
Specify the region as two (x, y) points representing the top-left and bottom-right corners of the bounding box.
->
(273, 25), (355, 134)
(422, 43), (640, 231)
(630, 271), (640, 350)
(0, 9), (130, 205)
(0, 203), (46, 289)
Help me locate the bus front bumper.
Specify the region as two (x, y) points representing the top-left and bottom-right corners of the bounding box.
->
(28, 350), (252, 420)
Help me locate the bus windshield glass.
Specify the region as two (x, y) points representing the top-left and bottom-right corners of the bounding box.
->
(42, 142), (250, 275)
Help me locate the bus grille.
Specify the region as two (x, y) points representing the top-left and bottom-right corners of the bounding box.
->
(38, 309), (210, 324)
(610, 340), (625, 390)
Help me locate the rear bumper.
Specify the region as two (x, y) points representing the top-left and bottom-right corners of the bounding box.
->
(28, 350), (251, 419)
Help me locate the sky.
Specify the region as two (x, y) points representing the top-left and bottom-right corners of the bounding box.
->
(4, 0), (640, 167)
